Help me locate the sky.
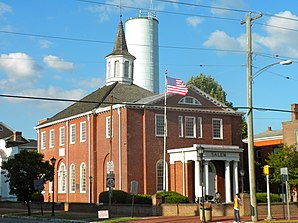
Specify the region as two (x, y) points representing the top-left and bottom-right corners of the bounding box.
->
(0, 0), (298, 139)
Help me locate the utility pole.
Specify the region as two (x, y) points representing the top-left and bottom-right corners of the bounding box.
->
(241, 12), (262, 222)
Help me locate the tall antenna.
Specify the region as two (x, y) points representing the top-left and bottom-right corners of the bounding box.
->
(119, 0), (122, 19)
(149, 0), (153, 17)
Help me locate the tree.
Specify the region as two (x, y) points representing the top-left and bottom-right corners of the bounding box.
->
(266, 144), (298, 186)
(1, 150), (53, 216)
(188, 73), (248, 139)
(188, 74), (232, 107)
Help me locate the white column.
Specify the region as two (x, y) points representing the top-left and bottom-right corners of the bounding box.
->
(204, 161), (209, 195)
(233, 161), (239, 196)
(225, 161), (232, 203)
(194, 160), (201, 200)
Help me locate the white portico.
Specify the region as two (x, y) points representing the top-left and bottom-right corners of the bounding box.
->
(168, 144), (243, 203)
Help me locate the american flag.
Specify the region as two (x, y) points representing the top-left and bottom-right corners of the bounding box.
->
(166, 76), (188, 96)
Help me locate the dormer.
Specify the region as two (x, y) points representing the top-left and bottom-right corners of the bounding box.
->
(105, 20), (136, 85)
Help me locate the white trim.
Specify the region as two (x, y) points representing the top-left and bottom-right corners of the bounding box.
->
(49, 129), (54, 148)
(59, 126), (65, 146)
(185, 116), (196, 138)
(212, 118), (223, 139)
(41, 131), (46, 150)
(80, 121), (86, 142)
(70, 124), (76, 144)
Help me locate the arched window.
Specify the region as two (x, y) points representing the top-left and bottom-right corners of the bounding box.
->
(124, 61), (129, 78)
(156, 159), (166, 192)
(80, 163), (86, 193)
(114, 60), (120, 77)
(70, 164), (76, 193)
(58, 163), (66, 193)
(179, 96), (201, 105)
(108, 61), (111, 78)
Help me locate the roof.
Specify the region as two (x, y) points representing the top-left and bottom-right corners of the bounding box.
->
(37, 82), (155, 126)
(243, 128), (283, 146)
(105, 20), (135, 59)
(254, 129), (283, 140)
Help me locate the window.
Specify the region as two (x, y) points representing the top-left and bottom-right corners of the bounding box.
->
(49, 129), (54, 148)
(197, 117), (202, 138)
(80, 122), (86, 142)
(114, 60), (120, 77)
(41, 131), (46, 149)
(179, 96), (201, 105)
(124, 61), (129, 78)
(59, 127), (65, 146)
(70, 164), (76, 193)
(178, 116), (183, 137)
(106, 117), (112, 138)
(256, 149), (262, 164)
(256, 178), (263, 192)
(70, 124), (76, 144)
(156, 160), (164, 192)
(80, 163), (86, 193)
(49, 181), (53, 193)
(108, 61), (111, 78)
(155, 114), (164, 137)
(212, 118), (223, 139)
(58, 163), (67, 193)
(185, 116), (196, 138)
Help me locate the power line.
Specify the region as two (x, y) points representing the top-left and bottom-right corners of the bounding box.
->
(0, 93), (295, 114)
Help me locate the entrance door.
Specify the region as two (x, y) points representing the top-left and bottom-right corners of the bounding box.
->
(208, 163), (216, 199)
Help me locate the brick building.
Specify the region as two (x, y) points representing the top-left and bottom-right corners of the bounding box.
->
(35, 20), (243, 204)
(242, 104), (298, 193)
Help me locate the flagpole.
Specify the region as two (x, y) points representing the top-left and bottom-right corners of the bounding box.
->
(163, 71), (167, 192)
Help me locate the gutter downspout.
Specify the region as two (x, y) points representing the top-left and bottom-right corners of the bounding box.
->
(87, 115), (91, 202)
(66, 121), (69, 204)
(118, 108), (122, 190)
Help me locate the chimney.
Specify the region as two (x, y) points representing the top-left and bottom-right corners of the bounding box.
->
(291, 104), (298, 121)
(38, 118), (48, 124)
(13, 131), (21, 141)
(267, 127), (272, 132)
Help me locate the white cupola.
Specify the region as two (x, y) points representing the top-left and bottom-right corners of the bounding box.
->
(105, 20), (136, 85)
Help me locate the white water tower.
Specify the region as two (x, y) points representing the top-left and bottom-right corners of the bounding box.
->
(125, 11), (159, 93)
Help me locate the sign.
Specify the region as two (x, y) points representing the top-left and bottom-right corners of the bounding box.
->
(34, 179), (44, 191)
(107, 161), (114, 172)
(106, 173), (115, 188)
(98, 210), (109, 219)
(263, 165), (270, 176)
(130, 180), (138, 194)
(281, 167), (288, 175)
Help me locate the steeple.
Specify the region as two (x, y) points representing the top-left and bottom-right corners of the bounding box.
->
(105, 20), (136, 85)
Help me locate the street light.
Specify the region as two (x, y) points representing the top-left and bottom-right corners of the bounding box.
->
(50, 157), (56, 217)
(240, 169), (245, 193)
(197, 145), (206, 223)
(247, 59), (292, 220)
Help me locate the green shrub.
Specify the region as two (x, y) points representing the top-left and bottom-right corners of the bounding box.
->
(99, 190), (152, 204)
(256, 193), (281, 203)
(157, 191), (189, 203)
(127, 194), (152, 204)
(31, 192), (44, 202)
(99, 190), (129, 204)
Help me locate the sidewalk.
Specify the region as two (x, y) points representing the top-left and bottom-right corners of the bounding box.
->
(1, 208), (298, 223)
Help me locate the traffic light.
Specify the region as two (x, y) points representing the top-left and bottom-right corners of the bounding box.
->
(263, 165), (270, 176)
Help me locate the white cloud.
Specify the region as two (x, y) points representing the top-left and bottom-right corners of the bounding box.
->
(203, 30), (243, 51)
(186, 16), (203, 28)
(16, 86), (87, 111)
(39, 39), (53, 49)
(257, 11), (298, 58)
(87, 0), (175, 22)
(0, 2), (12, 17)
(43, 55), (74, 71)
(0, 52), (40, 81)
(78, 77), (106, 89)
